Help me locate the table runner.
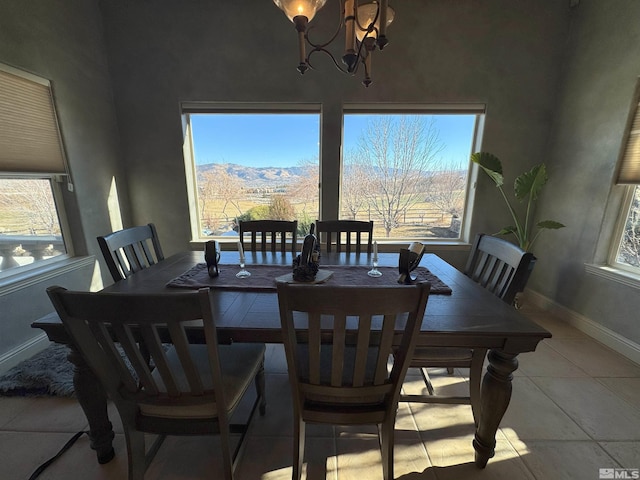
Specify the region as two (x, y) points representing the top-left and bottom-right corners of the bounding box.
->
(167, 263), (452, 294)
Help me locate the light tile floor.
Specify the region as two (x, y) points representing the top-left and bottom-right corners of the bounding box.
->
(1, 304), (639, 479)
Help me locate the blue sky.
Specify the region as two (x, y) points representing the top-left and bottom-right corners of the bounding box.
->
(191, 113), (476, 169)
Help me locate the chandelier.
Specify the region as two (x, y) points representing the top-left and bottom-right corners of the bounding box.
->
(272, 0), (395, 87)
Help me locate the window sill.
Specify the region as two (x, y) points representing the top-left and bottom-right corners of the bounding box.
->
(189, 240), (472, 253)
(584, 263), (640, 290)
(0, 255), (94, 296)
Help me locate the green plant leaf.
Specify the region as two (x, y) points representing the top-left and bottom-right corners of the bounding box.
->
(537, 220), (565, 229)
(496, 226), (518, 235)
(471, 152), (504, 187)
(514, 164), (548, 201)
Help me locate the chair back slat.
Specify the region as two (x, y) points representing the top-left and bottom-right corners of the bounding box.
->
(97, 223), (164, 282)
(315, 220), (374, 255)
(330, 313), (347, 386)
(239, 220), (298, 256)
(464, 233), (535, 305)
(46, 287), (224, 403)
(308, 312), (321, 385)
(352, 315), (372, 387)
(110, 323), (157, 394)
(277, 283), (430, 411)
(167, 322), (205, 395)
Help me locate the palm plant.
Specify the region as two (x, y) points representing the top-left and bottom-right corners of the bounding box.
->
(472, 152), (565, 252)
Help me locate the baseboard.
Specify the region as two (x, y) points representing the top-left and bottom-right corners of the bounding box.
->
(524, 288), (640, 366)
(0, 333), (50, 375)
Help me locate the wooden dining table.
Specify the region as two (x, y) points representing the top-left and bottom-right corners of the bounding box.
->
(32, 249), (551, 469)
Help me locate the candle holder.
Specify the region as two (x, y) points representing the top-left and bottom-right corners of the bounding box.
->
(367, 257), (382, 277)
(236, 241), (251, 278)
(236, 258), (251, 278)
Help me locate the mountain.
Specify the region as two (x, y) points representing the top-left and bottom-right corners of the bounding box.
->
(196, 163), (307, 187)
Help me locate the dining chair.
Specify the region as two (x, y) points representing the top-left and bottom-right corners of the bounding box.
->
(315, 219), (374, 255)
(277, 282), (431, 480)
(97, 223), (164, 283)
(402, 233), (535, 425)
(46, 286), (266, 480)
(239, 219), (298, 255)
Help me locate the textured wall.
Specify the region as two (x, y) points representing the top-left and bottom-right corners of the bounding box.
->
(0, 0), (125, 358)
(98, 0), (570, 256)
(531, 0), (640, 345)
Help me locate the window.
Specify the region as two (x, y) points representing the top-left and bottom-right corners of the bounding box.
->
(342, 111), (479, 240)
(610, 185), (640, 274)
(0, 177), (67, 274)
(182, 104), (482, 244)
(608, 82), (640, 277)
(0, 64), (69, 279)
(182, 107), (320, 239)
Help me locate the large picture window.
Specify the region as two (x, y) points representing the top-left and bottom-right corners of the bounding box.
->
(342, 112), (477, 240)
(183, 105), (481, 244)
(184, 109), (320, 238)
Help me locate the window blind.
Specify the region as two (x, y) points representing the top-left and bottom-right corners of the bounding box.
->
(0, 65), (67, 174)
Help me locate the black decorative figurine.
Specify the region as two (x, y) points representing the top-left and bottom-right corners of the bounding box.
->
(204, 240), (221, 278)
(292, 224), (320, 282)
(398, 242), (425, 284)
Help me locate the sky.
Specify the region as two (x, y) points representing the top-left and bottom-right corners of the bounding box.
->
(190, 113), (476, 170)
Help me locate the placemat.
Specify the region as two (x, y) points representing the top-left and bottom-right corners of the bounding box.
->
(167, 263), (452, 294)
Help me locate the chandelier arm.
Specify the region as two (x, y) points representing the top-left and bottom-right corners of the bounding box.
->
(306, 47), (351, 74)
(354, 2), (380, 35)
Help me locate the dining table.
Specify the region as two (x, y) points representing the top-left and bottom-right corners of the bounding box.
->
(32, 249), (551, 469)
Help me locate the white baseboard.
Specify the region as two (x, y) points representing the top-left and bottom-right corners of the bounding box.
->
(0, 334), (51, 375)
(524, 288), (640, 366)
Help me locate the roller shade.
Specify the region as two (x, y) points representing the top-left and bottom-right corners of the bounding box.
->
(0, 66), (67, 174)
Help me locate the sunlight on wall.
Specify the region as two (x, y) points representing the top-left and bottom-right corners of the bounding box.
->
(90, 259), (105, 292)
(108, 176), (123, 233)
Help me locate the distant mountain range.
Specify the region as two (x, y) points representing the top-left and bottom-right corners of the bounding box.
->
(197, 163), (307, 187)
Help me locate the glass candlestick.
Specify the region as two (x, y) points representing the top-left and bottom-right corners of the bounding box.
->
(236, 257), (251, 278)
(368, 257), (382, 277)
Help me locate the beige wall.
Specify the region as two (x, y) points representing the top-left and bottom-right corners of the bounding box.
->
(532, 0), (640, 346)
(98, 0), (570, 255)
(3, 0), (638, 363)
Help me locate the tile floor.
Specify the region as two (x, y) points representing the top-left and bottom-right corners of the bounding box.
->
(1, 304), (640, 480)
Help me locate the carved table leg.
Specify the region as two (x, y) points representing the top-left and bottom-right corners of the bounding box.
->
(66, 345), (115, 464)
(473, 349), (519, 468)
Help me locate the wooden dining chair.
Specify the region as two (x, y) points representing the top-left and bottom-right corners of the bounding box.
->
(277, 282), (431, 480)
(315, 219), (374, 255)
(46, 286), (267, 480)
(239, 219), (298, 255)
(402, 233), (536, 426)
(97, 223), (164, 282)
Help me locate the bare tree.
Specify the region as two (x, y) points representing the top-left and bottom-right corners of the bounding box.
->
(198, 165), (244, 229)
(618, 185), (640, 267)
(427, 158), (468, 219)
(288, 158), (319, 219)
(0, 179), (59, 234)
(350, 116), (444, 237)
(341, 154), (369, 220)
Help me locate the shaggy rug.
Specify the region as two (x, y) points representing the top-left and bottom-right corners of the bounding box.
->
(0, 344), (75, 397)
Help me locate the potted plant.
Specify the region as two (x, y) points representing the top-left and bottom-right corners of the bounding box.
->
(472, 151), (565, 253)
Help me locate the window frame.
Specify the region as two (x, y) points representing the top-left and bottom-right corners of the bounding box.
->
(181, 102), (485, 247)
(607, 184), (640, 276)
(0, 62), (73, 282)
(340, 105), (485, 243)
(181, 103), (322, 243)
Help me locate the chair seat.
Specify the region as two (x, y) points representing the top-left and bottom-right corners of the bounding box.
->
(143, 343), (265, 419)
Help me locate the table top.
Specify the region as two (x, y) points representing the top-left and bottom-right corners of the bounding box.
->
(52, 250), (547, 353)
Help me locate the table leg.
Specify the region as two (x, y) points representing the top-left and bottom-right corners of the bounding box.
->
(66, 345), (116, 464)
(472, 349), (518, 468)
